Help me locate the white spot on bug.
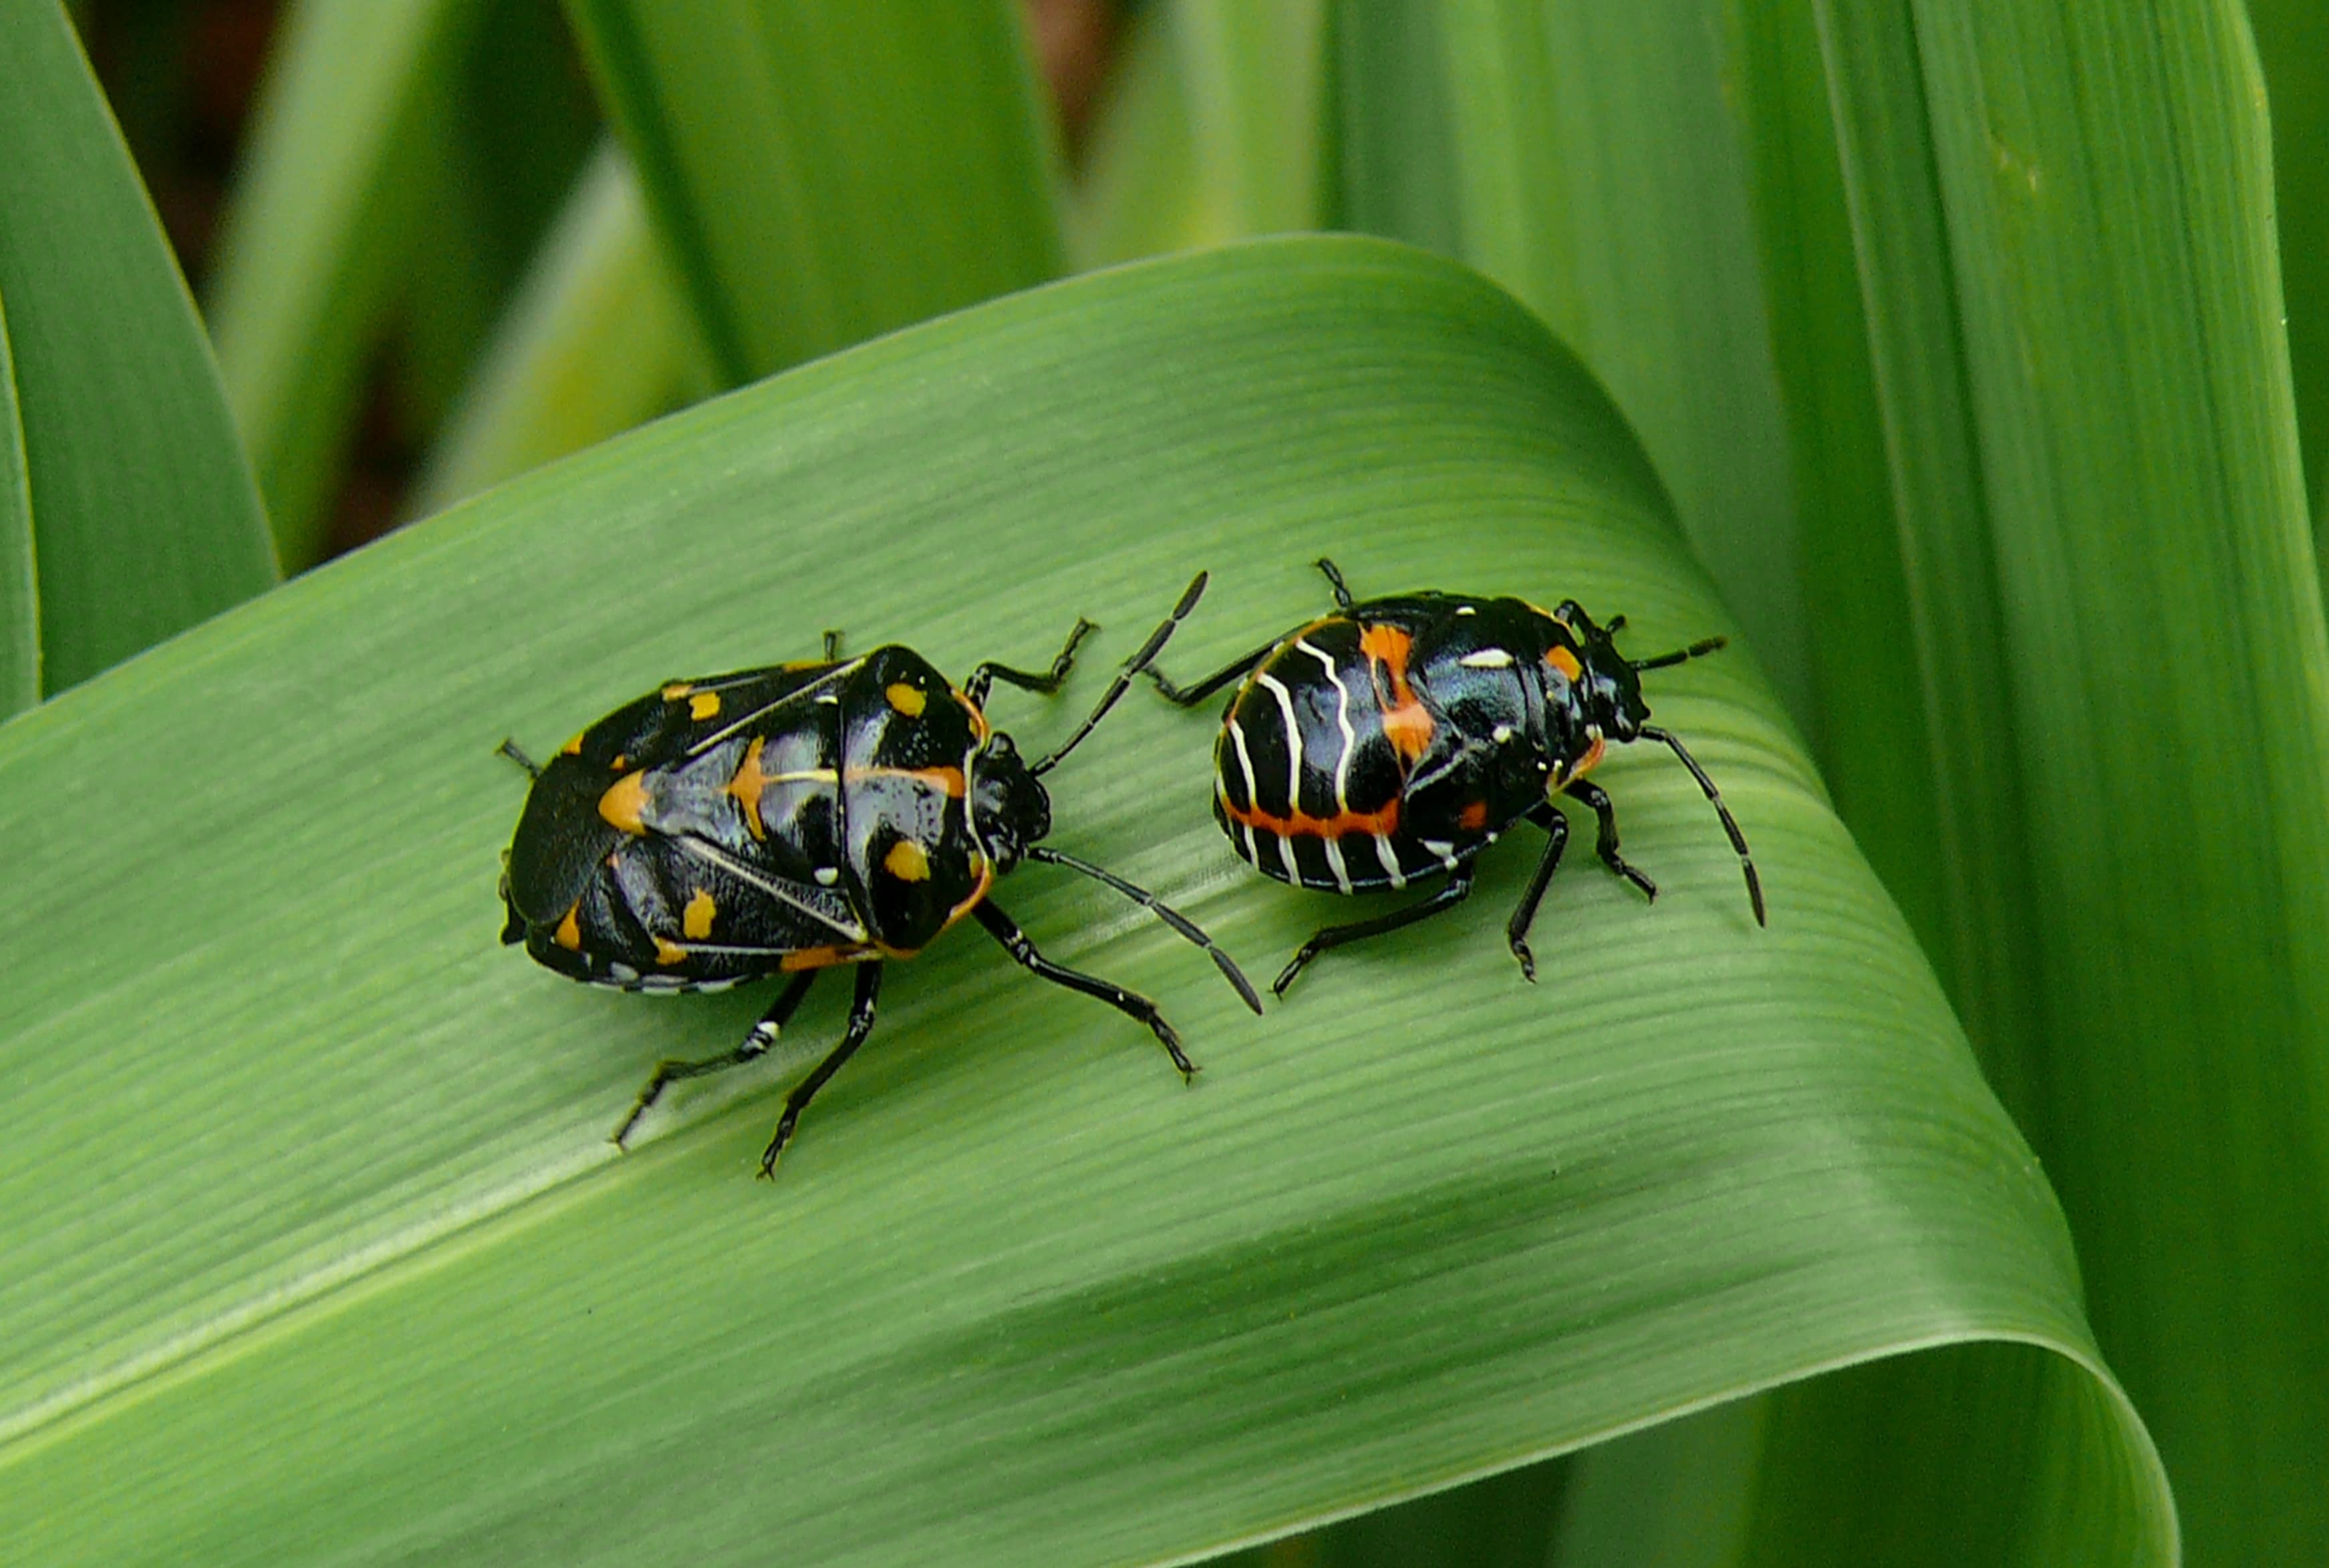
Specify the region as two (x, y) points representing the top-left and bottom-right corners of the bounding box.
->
(814, 867), (839, 886)
(1456, 605), (1476, 616)
(1492, 724), (1514, 744)
(609, 962), (641, 984)
(1460, 648), (1514, 669)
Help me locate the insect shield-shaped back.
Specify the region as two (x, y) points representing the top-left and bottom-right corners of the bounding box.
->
(498, 573), (1258, 1177)
(1149, 559), (1764, 996)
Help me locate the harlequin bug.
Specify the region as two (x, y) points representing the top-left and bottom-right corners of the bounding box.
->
(499, 574), (1260, 1176)
(1150, 559), (1763, 995)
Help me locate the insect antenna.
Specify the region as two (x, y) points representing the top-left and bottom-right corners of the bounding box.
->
(1030, 571), (1208, 776)
(1638, 725), (1765, 926)
(1629, 634), (1728, 672)
(1024, 844), (1264, 1014)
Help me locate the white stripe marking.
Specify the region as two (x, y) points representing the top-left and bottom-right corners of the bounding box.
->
(1227, 716), (1261, 808)
(1460, 648), (1514, 669)
(1373, 834), (1408, 890)
(1321, 836), (1353, 895)
(686, 657), (863, 756)
(1296, 637), (1357, 813)
(1274, 831), (1303, 885)
(674, 836), (866, 939)
(1254, 669), (1303, 812)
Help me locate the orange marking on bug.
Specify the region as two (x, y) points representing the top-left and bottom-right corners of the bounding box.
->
(885, 681), (926, 717)
(682, 888), (716, 940)
(837, 764), (968, 799)
(945, 854), (995, 925)
(1554, 735), (1608, 790)
(724, 737), (771, 838)
(559, 732), (585, 756)
(780, 943), (877, 971)
(689, 691), (720, 720)
(653, 935), (687, 966)
(554, 903), (583, 950)
(1459, 800), (1490, 831)
(1546, 645), (1584, 683)
(598, 770), (650, 835)
(661, 682), (693, 700)
(952, 687), (990, 741)
(1359, 622), (1434, 764)
(1222, 796), (1401, 840)
(883, 838), (931, 883)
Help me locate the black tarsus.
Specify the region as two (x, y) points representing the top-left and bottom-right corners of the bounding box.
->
(973, 899), (1199, 1076)
(1315, 557), (1357, 609)
(822, 629), (845, 661)
(1024, 844), (1262, 1014)
(1275, 867), (1476, 997)
(761, 963), (884, 1177)
(497, 738), (543, 779)
(1031, 571), (1208, 776)
(613, 971), (819, 1148)
(966, 617), (1098, 707)
(1639, 724), (1764, 926)
(1505, 803), (1569, 982)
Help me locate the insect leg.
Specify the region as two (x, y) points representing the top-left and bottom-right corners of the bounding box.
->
(1275, 866), (1476, 997)
(611, 971), (818, 1148)
(1315, 557), (1356, 609)
(1505, 804), (1570, 983)
(495, 738), (543, 778)
(964, 617), (1098, 705)
(973, 899), (1198, 1078)
(761, 963), (884, 1177)
(821, 629), (844, 660)
(1563, 778), (1657, 901)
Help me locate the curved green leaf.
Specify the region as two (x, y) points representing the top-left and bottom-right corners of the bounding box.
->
(563, 0), (1062, 384)
(412, 140), (711, 513)
(0, 239), (2163, 1564)
(0, 0), (275, 691)
(0, 296), (35, 716)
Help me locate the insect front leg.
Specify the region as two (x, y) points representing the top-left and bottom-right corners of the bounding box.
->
(1564, 777), (1657, 901)
(761, 963), (885, 1177)
(612, 971), (819, 1148)
(964, 618), (1097, 705)
(973, 900), (1198, 1077)
(1274, 866), (1476, 997)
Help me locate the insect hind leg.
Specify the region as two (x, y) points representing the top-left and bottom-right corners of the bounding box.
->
(612, 971), (818, 1148)
(1276, 867), (1475, 996)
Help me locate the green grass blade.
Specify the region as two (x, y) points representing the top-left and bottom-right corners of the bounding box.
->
(1817, 1), (2329, 1559)
(205, 0), (481, 570)
(0, 237), (2165, 1564)
(0, 1), (275, 692)
(1333, 0), (1814, 753)
(411, 140), (712, 512)
(0, 297), (36, 716)
(562, 0), (1063, 384)
(2247, 0), (2329, 529)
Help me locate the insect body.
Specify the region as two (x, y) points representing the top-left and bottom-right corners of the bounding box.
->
(1151, 559), (1763, 995)
(500, 575), (1259, 1175)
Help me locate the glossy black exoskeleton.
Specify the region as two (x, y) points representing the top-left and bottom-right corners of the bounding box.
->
(500, 574), (1259, 1174)
(1151, 559), (1762, 994)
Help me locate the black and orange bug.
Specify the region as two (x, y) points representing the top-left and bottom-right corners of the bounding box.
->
(498, 574), (1260, 1176)
(1150, 559), (1763, 995)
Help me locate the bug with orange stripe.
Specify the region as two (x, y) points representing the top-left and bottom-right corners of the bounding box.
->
(1150, 559), (1764, 995)
(497, 574), (1260, 1176)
